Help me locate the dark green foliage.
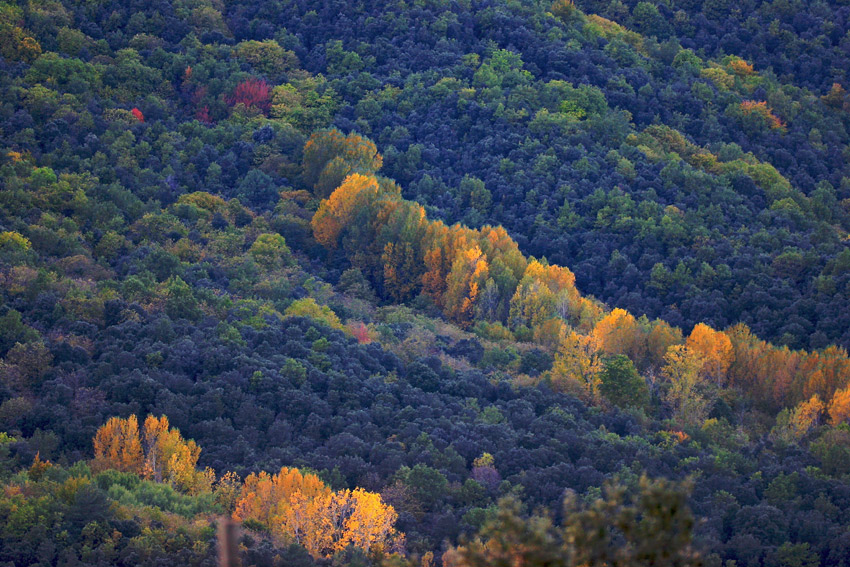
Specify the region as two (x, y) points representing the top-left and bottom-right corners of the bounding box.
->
(1, 0), (850, 565)
(238, 169), (279, 209)
(452, 477), (699, 567)
(598, 355), (649, 409)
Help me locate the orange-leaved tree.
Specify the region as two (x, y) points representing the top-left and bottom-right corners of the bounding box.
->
(234, 466), (402, 558)
(593, 308), (646, 364)
(235, 466), (330, 528)
(92, 414), (212, 493)
(685, 323), (734, 385)
(311, 173), (381, 249)
(92, 414), (143, 474)
(828, 386), (850, 426)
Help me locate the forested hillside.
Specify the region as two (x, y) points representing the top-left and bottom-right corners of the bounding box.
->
(3, 0), (850, 566)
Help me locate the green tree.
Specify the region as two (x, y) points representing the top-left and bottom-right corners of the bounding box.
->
(446, 476), (699, 567)
(473, 49), (533, 89)
(283, 297), (345, 331)
(0, 231), (33, 265)
(163, 276), (200, 321)
(0, 310), (39, 355)
(249, 234), (294, 269)
(631, 2), (670, 38)
(234, 39), (298, 79)
(302, 129), (382, 198)
(397, 464), (448, 509)
(238, 169), (278, 208)
(599, 355), (649, 409)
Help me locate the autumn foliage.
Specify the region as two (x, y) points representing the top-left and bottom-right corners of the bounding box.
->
(739, 100), (786, 131)
(311, 173), (381, 248)
(593, 308), (645, 362)
(93, 414), (212, 493)
(92, 414), (144, 474)
(94, 416), (403, 558)
(686, 323), (734, 384)
(306, 129), (850, 420)
(303, 128), (383, 198)
(551, 330), (603, 401)
(234, 466), (401, 558)
(227, 78), (272, 114)
(727, 58), (755, 76)
(828, 386), (850, 425)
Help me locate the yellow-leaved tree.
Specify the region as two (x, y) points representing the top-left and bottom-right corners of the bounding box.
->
(443, 246), (489, 327)
(647, 319), (682, 368)
(92, 414), (143, 474)
(685, 323), (734, 385)
(663, 345), (709, 428)
(772, 394), (826, 444)
(593, 308), (646, 364)
(311, 173), (380, 249)
(234, 466), (402, 558)
(141, 415), (209, 492)
(551, 330), (603, 402)
(307, 488), (400, 558)
(92, 414), (213, 493)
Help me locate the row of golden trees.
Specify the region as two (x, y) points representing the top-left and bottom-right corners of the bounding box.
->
(92, 414), (402, 559)
(304, 129), (850, 430)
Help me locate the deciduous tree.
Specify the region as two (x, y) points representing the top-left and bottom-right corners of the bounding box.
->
(303, 129), (382, 198)
(828, 387), (850, 426)
(92, 415), (143, 474)
(593, 308), (646, 363)
(92, 414), (211, 493)
(686, 323), (734, 385)
(551, 330), (603, 401)
(663, 345), (709, 427)
(311, 174), (380, 248)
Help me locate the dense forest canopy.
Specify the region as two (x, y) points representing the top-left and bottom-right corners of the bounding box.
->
(2, 0), (850, 566)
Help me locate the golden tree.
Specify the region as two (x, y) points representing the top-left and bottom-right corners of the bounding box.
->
(92, 414), (143, 474)
(443, 246), (489, 327)
(311, 173), (380, 248)
(593, 308), (646, 363)
(234, 466), (330, 528)
(794, 394), (825, 434)
(141, 415), (203, 490)
(551, 330), (603, 401)
(312, 488), (400, 557)
(508, 277), (554, 330)
(828, 387), (850, 426)
(647, 319), (682, 368)
(92, 414), (211, 493)
(663, 345), (709, 428)
(235, 467), (401, 559)
(685, 323), (734, 384)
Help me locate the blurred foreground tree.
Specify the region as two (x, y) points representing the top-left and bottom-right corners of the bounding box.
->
(444, 476), (700, 567)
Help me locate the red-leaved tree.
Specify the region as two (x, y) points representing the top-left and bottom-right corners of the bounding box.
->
(131, 107), (144, 122)
(227, 78), (271, 114)
(196, 105), (211, 124)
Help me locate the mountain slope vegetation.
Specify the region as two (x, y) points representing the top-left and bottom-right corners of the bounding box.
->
(2, 0), (850, 566)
